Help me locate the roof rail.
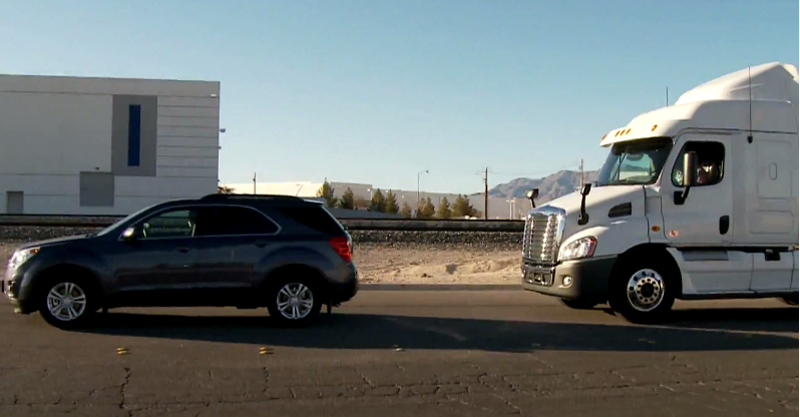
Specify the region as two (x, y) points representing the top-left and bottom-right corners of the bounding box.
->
(199, 193), (304, 201)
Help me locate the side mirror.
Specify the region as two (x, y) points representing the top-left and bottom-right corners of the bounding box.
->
(682, 151), (697, 187)
(578, 183), (592, 226)
(526, 188), (539, 209)
(121, 226), (137, 242)
(674, 151), (697, 205)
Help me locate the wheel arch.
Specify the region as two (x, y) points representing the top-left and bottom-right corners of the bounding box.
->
(611, 243), (683, 296)
(31, 264), (106, 310)
(260, 263), (331, 297)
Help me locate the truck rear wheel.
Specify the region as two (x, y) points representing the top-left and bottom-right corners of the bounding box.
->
(608, 258), (676, 324)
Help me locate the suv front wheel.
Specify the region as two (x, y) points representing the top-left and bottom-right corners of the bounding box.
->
(38, 276), (98, 329)
(267, 278), (322, 327)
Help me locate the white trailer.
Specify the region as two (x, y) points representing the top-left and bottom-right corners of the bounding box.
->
(520, 62), (799, 323)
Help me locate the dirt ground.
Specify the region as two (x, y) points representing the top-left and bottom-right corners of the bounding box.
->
(0, 243), (521, 285)
(352, 246), (521, 285)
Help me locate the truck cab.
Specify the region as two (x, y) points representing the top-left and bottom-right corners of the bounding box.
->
(520, 62), (799, 323)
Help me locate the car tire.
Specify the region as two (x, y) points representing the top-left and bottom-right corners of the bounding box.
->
(607, 257), (676, 324)
(37, 274), (98, 330)
(559, 298), (599, 310)
(266, 277), (323, 328)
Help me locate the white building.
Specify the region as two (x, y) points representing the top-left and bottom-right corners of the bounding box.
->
(0, 74), (221, 215)
(223, 180), (531, 220)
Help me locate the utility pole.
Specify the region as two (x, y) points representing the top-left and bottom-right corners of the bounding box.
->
(483, 167), (489, 220)
(579, 158), (584, 190)
(252, 172), (257, 195)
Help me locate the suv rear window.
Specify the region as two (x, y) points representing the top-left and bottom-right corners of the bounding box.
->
(275, 206), (344, 235)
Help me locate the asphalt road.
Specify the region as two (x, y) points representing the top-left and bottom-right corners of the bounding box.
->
(0, 289), (797, 417)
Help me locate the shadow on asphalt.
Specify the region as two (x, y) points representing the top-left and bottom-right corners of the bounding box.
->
(76, 307), (799, 352)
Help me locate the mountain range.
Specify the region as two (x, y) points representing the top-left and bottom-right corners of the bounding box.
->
(487, 170), (600, 203)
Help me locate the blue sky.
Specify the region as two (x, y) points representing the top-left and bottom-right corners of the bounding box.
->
(2, 0), (797, 194)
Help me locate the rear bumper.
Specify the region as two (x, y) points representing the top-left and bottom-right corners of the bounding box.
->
(328, 264), (359, 304)
(521, 256), (617, 301)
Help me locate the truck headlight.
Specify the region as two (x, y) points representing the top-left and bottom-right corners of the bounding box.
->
(558, 237), (596, 262)
(8, 247), (39, 270)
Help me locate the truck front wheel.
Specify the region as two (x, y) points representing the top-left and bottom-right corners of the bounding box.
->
(608, 259), (676, 324)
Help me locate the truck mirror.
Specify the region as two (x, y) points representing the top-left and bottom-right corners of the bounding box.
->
(578, 183), (592, 225)
(682, 151), (698, 187)
(526, 188), (539, 209)
(674, 151), (698, 205)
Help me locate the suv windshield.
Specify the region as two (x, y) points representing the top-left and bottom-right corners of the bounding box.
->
(597, 137), (673, 186)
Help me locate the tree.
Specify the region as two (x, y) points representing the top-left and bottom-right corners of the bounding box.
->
(435, 197), (452, 219)
(452, 194), (478, 217)
(316, 180), (337, 208)
(384, 190), (399, 214)
(339, 188), (355, 210)
(399, 201), (413, 218)
(217, 185), (234, 194)
(418, 197), (435, 218)
(369, 189), (386, 212)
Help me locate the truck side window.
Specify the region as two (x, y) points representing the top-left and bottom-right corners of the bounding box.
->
(671, 141), (725, 187)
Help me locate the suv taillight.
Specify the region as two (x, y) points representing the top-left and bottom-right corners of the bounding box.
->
(328, 236), (352, 262)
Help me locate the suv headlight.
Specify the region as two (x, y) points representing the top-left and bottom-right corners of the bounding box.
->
(558, 237), (596, 262)
(8, 247), (39, 270)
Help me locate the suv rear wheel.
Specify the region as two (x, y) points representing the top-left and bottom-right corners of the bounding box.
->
(267, 278), (322, 327)
(38, 275), (98, 329)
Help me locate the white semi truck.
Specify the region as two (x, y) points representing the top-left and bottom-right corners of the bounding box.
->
(521, 62), (799, 323)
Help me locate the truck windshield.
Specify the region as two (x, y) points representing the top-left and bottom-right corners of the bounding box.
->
(597, 137), (673, 186)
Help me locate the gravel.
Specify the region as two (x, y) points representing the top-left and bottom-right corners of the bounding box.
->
(0, 226), (524, 252)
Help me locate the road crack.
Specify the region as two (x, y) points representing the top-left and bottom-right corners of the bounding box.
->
(119, 367), (132, 417)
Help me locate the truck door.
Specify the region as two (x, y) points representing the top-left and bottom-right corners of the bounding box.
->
(661, 134), (752, 293)
(661, 134), (733, 246)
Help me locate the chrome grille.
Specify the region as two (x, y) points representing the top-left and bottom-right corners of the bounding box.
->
(522, 211), (561, 264)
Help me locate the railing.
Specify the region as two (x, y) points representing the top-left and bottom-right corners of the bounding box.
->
(0, 215), (525, 232)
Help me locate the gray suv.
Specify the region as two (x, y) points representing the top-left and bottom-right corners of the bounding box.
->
(3, 194), (359, 329)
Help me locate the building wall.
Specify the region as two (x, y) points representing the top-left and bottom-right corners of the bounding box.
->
(0, 74), (220, 215)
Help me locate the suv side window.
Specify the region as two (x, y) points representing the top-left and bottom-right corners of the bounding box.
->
(275, 206), (344, 235)
(137, 208), (198, 239)
(671, 141), (725, 187)
(194, 206), (279, 237)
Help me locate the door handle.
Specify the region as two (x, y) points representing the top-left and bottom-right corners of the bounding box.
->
(719, 215), (730, 235)
(255, 241), (268, 248)
(177, 247), (190, 253)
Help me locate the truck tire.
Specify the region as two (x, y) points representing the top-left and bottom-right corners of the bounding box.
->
(607, 258), (676, 324)
(559, 298), (599, 310)
(266, 276), (323, 328)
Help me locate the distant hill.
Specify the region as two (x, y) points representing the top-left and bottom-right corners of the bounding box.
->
(488, 170), (600, 203)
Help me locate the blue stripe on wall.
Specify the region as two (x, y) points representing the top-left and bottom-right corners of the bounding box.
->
(127, 105), (141, 167)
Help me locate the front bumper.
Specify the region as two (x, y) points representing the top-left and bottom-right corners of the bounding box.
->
(521, 256), (617, 300)
(3, 266), (32, 313)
